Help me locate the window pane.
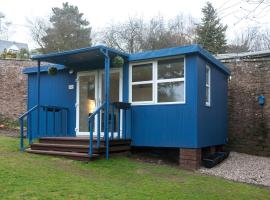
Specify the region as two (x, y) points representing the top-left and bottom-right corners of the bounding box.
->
(158, 81), (184, 102)
(206, 86), (210, 103)
(158, 58), (184, 79)
(101, 72), (119, 102)
(132, 63), (152, 82)
(79, 75), (96, 132)
(132, 84), (152, 102)
(206, 67), (210, 85)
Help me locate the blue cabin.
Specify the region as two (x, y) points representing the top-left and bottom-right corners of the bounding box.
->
(20, 45), (230, 169)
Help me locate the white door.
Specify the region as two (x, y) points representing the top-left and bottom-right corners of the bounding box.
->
(76, 69), (122, 136)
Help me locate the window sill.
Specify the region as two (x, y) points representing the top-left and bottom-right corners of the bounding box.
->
(131, 101), (186, 106)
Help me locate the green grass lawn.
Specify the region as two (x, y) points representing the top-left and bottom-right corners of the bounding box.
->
(0, 136), (269, 200)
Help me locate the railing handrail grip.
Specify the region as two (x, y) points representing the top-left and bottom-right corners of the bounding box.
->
(19, 105), (39, 119)
(88, 102), (106, 121)
(19, 105), (69, 120)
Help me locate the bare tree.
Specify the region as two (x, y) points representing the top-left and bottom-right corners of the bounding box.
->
(228, 26), (270, 52)
(101, 16), (144, 53)
(100, 14), (196, 53)
(27, 17), (49, 52)
(0, 12), (11, 40)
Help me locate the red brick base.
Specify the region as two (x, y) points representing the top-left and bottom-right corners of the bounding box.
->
(179, 148), (202, 170)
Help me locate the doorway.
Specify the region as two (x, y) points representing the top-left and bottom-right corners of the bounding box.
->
(76, 69), (122, 136)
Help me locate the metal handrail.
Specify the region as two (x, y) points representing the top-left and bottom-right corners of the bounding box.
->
(19, 105), (38, 120)
(88, 102), (106, 121)
(88, 102), (106, 157)
(19, 105), (69, 151)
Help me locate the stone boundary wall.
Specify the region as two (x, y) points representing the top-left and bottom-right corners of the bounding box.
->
(0, 57), (270, 157)
(225, 59), (270, 156)
(0, 59), (36, 120)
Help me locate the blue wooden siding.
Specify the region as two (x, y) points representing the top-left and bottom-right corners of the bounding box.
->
(129, 55), (199, 148)
(196, 56), (228, 147)
(28, 70), (76, 137)
(25, 45), (229, 148)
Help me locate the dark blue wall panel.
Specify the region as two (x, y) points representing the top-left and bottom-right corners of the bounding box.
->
(196, 56), (228, 147)
(26, 52), (228, 148)
(130, 55), (198, 148)
(28, 70), (76, 137)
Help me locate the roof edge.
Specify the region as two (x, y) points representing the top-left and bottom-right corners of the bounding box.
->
(129, 44), (230, 75)
(196, 45), (230, 75)
(31, 45), (129, 61)
(23, 64), (66, 74)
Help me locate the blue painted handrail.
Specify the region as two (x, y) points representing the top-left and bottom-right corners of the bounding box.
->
(87, 102), (131, 159)
(19, 105), (69, 151)
(88, 102), (106, 157)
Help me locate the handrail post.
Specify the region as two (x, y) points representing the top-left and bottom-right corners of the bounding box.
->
(123, 109), (126, 140)
(45, 107), (48, 136)
(97, 112), (100, 149)
(117, 108), (121, 140)
(60, 110), (63, 135)
(20, 118), (24, 151)
(53, 108), (56, 136)
(29, 114), (32, 144)
(66, 109), (69, 136)
(111, 105), (115, 140)
(89, 119), (93, 157)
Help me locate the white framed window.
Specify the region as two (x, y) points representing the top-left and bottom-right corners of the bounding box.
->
(130, 62), (154, 103)
(205, 65), (211, 106)
(129, 57), (185, 105)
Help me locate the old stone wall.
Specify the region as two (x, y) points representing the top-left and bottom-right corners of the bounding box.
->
(225, 59), (270, 156)
(0, 59), (35, 120)
(0, 57), (270, 157)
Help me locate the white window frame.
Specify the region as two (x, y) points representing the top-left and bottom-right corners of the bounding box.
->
(205, 65), (211, 107)
(129, 57), (186, 105)
(129, 61), (154, 104)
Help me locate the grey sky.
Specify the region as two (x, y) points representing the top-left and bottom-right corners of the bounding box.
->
(0, 0), (269, 49)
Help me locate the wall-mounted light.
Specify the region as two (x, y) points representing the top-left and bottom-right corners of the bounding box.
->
(69, 69), (74, 74)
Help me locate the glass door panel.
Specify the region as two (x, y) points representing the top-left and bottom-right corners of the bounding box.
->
(101, 71), (120, 133)
(79, 74), (96, 132)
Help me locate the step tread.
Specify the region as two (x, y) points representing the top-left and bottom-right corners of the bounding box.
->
(31, 143), (105, 149)
(39, 137), (132, 145)
(25, 148), (99, 158)
(39, 137), (131, 142)
(39, 137), (93, 141)
(30, 143), (131, 153)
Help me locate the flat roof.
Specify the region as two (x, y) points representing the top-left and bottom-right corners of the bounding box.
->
(25, 44), (230, 75)
(31, 45), (129, 68)
(129, 44), (230, 75)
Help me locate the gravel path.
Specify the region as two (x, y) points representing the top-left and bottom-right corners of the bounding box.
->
(199, 152), (270, 187)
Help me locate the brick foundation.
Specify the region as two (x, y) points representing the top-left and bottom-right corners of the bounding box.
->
(179, 148), (202, 170)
